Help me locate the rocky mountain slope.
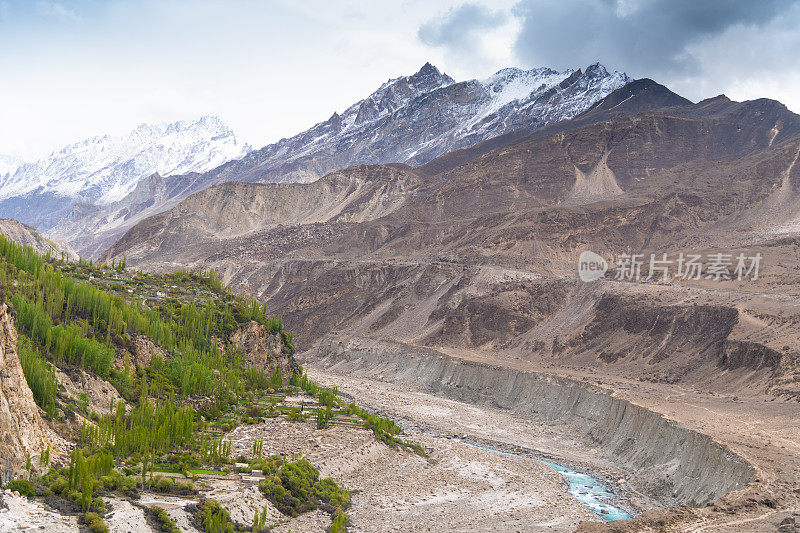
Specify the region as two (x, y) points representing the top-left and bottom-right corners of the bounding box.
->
(0, 218), (75, 258)
(39, 63), (627, 259)
(104, 78), (800, 399)
(0, 303), (49, 483)
(0, 116), (250, 234)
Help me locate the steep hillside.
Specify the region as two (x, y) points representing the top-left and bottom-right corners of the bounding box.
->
(0, 218), (75, 258)
(0, 302), (50, 483)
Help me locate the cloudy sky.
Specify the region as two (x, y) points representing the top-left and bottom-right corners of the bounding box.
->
(2, 0), (799, 161)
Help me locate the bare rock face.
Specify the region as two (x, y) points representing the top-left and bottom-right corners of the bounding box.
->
(55, 367), (123, 416)
(230, 321), (297, 375)
(133, 334), (169, 367)
(0, 303), (48, 482)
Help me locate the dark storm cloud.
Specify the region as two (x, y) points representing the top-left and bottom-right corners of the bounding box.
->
(418, 3), (508, 59)
(512, 0), (798, 75)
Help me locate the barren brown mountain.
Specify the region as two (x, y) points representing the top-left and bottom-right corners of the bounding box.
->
(105, 79), (800, 531)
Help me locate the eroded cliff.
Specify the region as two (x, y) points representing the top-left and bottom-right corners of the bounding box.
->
(0, 303), (48, 483)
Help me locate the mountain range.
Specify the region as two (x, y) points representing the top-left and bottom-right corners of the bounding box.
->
(3, 60), (800, 531)
(104, 77), (800, 399)
(0, 62), (628, 258)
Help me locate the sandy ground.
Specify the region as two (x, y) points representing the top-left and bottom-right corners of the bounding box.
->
(138, 493), (200, 532)
(271, 509), (332, 533)
(105, 497), (155, 533)
(165, 506), (201, 533)
(0, 489), (79, 532)
(205, 481), (281, 528)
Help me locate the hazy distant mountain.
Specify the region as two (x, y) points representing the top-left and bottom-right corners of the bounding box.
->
(0, 116), (250, 229)
(0, 154), (23, 178)
(0, 218), (75, 258)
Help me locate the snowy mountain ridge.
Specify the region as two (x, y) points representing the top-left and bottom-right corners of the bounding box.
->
(0, 115), (250, 205)
(206, 62), (629, 186)
(0, 154), (23, 178)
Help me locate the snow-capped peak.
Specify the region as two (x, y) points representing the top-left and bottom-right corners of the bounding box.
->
(0, 116), (250, 205)
(341, 63), (455, 130)
(223, 62), (630, 186)
(0, 154), (23, 178)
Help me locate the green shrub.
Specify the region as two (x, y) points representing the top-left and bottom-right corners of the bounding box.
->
(7, 478), (34, 497)
(84, 512), (109, 533)
(286, 408), (307, 422)
(315, 407), (333, 429)
(92, 496), (106, 513)
(100, 472), (121, 491)
(258, 458), (349, 517)
(314, 477), (350, 509)
(198, 499), (235, 533)
(149, 505), (180, 533)
(155, 476), (174, 493)
(50, 475), (68, 495)
(331, 510), (348, 533)
(175, 480), (195, 495)
(318, 389), (336, 408)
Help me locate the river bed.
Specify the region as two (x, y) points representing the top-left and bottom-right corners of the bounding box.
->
(459, 439), (632, 521)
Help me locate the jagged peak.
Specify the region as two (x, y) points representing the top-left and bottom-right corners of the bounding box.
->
(413, 61), (441, 78)
(407, 62), (454, 89)
(584, 62), (609, 78)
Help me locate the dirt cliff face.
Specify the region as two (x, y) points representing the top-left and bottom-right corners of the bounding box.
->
(230, 321), (298, 376)
(0, 303), (48, 483)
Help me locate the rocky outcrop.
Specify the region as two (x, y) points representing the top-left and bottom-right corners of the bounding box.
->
(314, 337), (754, 508)
(230, 321), (298, 375)
(720, 340), (784, 371)
(133, 334), (170, 367)
(55, 367), (123, 416)
(0, 303), (48, 483)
